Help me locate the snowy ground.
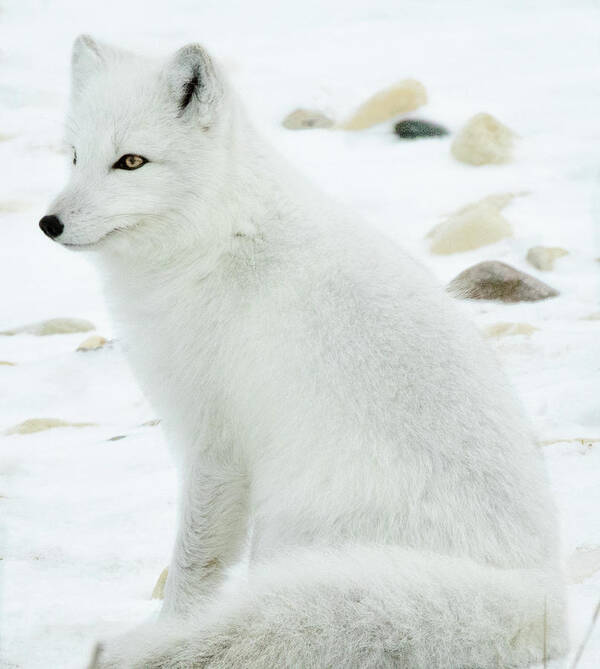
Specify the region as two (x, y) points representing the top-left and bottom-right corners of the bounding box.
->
(1, 0), (599, 666)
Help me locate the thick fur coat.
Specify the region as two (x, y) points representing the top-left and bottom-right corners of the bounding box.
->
(43, 35), (567, 668)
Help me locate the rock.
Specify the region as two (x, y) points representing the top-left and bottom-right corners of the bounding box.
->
(447, 261), (559, 302)
(526, 246), (568, 271)
(76, 335), (108, 351)
(141, 419), (161, 427)
(394, 119), (448, 139)
(451, 113), (515, 165)
(0, 201), (29, 213)
(5, 418), (96, 435)
(427, 193), (520, 254)
(1, 318), (95, 336)
(483, 322), (539, 338)
(539, 437), (600, 447)
(0, 361), (15, 366)
(282, 108), (334, 130)
(568, 546), (600, 584)
(341, 79), (427, 130)
(152, 567), (168, 599)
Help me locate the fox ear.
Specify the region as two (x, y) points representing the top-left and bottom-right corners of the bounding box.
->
(166, 44), (222, 119)
(71, 34), (112, 95)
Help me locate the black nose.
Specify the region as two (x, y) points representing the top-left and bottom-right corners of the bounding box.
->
(39, 215), (64, 239)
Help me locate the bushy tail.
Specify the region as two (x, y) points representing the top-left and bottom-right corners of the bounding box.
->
(107, 546), (568, 668)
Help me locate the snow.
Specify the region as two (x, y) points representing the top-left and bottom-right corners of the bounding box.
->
(1, 0), (599, 666)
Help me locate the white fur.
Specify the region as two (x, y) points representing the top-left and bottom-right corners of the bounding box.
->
(47, 35), (567, 668)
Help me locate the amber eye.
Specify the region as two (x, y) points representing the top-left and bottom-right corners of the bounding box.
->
(112, 154), (148, 170)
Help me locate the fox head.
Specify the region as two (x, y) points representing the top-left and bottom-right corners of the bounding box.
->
(40, 35), (233, 255)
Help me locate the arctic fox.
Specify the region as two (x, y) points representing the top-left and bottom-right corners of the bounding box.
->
(41, 35), (567, 668)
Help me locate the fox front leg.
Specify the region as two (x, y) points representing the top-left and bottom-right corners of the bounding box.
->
(85, 461), (249, 669)
(161, 458), (248, 619)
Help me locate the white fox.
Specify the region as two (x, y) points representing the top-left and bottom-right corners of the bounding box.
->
(41, 35), (567, 668)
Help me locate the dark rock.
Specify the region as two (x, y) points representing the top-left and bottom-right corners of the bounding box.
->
(394, 119), (448, 139)
(447, 261), (559, 302)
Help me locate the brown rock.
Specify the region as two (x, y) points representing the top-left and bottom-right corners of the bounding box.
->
(447, 261), (559, 302)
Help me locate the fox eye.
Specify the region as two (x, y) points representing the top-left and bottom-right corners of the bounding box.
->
(113, 154), (148, 170)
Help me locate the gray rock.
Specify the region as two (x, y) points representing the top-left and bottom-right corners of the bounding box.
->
(526, 246), (568, 271)
(447, 261), (559, 302)
(141, 418), (161, 427)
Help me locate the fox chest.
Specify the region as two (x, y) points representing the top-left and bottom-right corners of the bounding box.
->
(114, 293), (235, 447)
